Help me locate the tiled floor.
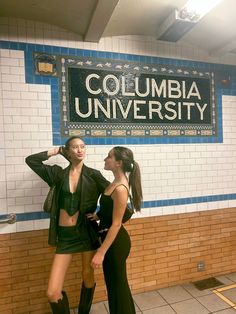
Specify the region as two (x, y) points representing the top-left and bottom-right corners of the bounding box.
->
(71, 272), (236, 313)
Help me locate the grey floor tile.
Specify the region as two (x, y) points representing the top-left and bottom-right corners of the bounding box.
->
(212, 308), (236, 313)
(72, 301), (108, 314)
(70, 272), (236, 314)
(182, 282), (213, 298)
(216, 275), (235, 286)
(171, 298), (210, 314)
(197, 293), (230, 312)
(90, 301), (108, 313)
(134, 301), (142, 313)
(100, 300), (141, 314)
(133, 291), (167, 311)
(143, 304), (176, 314)
(103, 300), (109, 312)
(222, 287), (236, 303)
(225, 273), (236, 283)
(158, 285), (193, 304)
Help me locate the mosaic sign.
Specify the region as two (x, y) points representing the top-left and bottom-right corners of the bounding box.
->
(58, 56), (216, 138)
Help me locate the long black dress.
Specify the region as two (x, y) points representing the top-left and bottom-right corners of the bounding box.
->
(97, 193), (136, 314)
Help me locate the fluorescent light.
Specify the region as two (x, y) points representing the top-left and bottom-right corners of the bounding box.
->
(157, 0), (223, 42)
(157, 10), (198, 42)
(182, 0), (222, 20)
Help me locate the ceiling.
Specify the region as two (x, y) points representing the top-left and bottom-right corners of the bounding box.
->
(0, 0), (236, 57)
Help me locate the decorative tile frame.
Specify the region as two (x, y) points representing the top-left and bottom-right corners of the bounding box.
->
(58, 55), (217, 139)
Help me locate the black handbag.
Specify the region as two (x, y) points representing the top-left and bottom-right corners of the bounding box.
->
(122, 195), (135, 223)
(43, 185), (56, 213)
(86, 219), (101, 247)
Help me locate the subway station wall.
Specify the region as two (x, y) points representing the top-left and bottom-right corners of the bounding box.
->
(1, 17), (236, 314)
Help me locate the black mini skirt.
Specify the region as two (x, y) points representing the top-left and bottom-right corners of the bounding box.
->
(56, 225), (97, 254)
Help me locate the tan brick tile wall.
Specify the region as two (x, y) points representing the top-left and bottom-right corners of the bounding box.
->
(1, 207), (236, 313)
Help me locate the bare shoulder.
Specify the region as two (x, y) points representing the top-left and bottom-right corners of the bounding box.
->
(110, 184), (129, 208)
(112, 184), (129, 197)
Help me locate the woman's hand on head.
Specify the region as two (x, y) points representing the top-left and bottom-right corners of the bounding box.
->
(47, 147), (60, 157)
(58, 146), (70, 160)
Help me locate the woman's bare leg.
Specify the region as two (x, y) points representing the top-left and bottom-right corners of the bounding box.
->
(47, 253), (72, 301)
(81, 251), (95, 288)
(78, 251), (96, 313)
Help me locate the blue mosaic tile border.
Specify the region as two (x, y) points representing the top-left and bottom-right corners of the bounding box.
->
(1, 40), (236, 145)
(1, 193), (235, 222)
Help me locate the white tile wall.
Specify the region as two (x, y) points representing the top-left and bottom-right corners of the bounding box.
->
(1, 17), (236, 233)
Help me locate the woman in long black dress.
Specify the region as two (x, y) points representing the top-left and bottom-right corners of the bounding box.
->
(89, 146), (142, 314)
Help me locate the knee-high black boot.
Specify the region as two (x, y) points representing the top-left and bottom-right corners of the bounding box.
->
(49, 291), (70, 314)
(78, 282), (96, 314)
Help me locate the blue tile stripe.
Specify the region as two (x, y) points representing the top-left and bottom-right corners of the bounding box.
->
(2, 193), (236, 223)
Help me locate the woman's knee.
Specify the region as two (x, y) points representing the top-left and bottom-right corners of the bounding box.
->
(47, 288), (62, 302)
(82, 267), (94, 286)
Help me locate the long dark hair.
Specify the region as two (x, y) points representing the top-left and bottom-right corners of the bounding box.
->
(112, 146), (142, 211)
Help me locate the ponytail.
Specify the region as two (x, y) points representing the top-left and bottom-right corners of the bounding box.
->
(112, 146), (143, 211)
(129, 161), (142, 211)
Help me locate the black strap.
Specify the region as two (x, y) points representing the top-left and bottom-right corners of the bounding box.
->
(110, 184), (129, 195)
(110, 184), (134, 210)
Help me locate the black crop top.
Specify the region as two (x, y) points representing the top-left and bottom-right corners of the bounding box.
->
(58, 174), (82, 216)
(97, 184), (129, 229)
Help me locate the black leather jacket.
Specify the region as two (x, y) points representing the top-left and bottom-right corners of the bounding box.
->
(25, 151), (109, 246)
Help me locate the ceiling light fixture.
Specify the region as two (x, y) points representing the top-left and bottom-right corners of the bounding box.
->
(182, 0), (222, 21)
(157, 0), (223, 42)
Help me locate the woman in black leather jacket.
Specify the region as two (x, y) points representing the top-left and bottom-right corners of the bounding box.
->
(25, 136), (109, 314)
